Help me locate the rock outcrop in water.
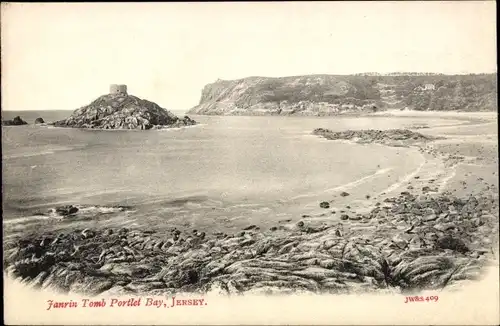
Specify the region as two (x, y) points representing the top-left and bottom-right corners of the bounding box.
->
(34, 117), (45, 124)
(2, 116), (28, 126)
(52, 91), (197, 130)
(187, 73), (497, 116)
(3, 192), (497, 296)
(313, 128), (440, 147)
(32, 204), (133, 219)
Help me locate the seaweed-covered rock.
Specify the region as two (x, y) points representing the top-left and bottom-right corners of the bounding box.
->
(54, 205), (79, 216)
(319, 202), (330, 209)
(435, 235), (469, 253)
(313, 128), (439, 146)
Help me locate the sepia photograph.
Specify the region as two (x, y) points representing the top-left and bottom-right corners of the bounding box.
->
(2, 1), (498, 325)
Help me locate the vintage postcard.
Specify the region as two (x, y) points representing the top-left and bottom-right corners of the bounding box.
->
(2, 1), (498, 325)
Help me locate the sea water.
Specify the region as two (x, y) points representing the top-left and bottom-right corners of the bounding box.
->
(1, 110), (468, 236)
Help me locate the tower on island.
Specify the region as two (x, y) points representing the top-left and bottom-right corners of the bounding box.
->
(109, 84), (128, 95)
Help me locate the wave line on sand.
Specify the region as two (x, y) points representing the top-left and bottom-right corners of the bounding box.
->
(4, 150), (56, 159)
(3, 215), (54, 225)
(3, 144), (89, 159)
(378, 161), (426, 196)
(289, 167), (394, 202)
(438, 166), (458, 193)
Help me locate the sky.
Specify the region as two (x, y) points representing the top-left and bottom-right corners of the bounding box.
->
(1, 1), (497, 111)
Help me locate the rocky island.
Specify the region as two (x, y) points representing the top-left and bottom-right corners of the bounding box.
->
(187, 73), (496, 116)
(52, 84), (197, 130)
(2, 116), (28, 126)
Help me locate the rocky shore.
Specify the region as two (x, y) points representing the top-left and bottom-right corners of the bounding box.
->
(52, 93), (197, 130)
(4, 188), (498, 297)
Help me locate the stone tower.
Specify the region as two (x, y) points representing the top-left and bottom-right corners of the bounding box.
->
(109, 84), (128, 95)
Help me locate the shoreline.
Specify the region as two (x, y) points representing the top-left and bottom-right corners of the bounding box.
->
(2, 122), (202, 132)
(3, 118), (498, 297)
(186, 109), (496, 120)
(43, 123), (205, 132)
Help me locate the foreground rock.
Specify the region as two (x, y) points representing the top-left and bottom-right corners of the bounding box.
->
(2, 116), (28, 126)
(52, 86), (197, 130)
(4, 192), (497, 297)
(313, 128), (440, 147)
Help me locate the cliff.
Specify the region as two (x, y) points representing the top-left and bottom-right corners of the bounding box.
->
(53, 93), (196, 130)
(383, 73), (497, 111)
(188, 75), (382, 116)
(187, 74), (497, 116)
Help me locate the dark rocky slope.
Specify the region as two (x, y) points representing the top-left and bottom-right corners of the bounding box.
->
(187, 73), (497, 116)
(53, 93), (196, 130)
